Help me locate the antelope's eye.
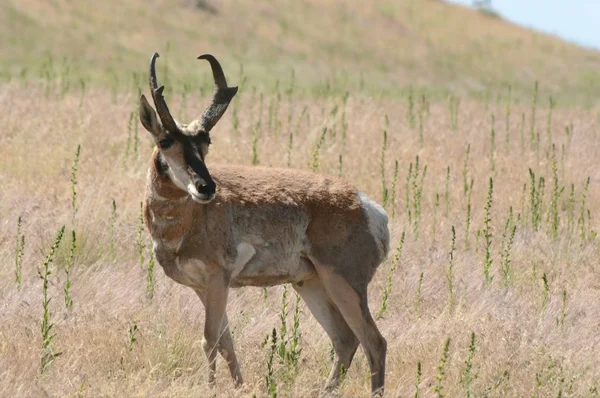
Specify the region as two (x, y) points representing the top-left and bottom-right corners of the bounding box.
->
(159, 137), (174, 149)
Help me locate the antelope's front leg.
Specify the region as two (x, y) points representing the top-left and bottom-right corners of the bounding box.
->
(197, 267), (234, 387)
(194, 290), (243, 386)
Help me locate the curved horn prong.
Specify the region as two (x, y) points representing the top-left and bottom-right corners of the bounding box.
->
(198, 54), (229, 89)
(149, 53), (180, 134)
(195, 54), (238, 133)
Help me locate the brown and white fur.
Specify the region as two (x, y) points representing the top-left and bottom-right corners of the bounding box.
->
(140, 53), (390, 396)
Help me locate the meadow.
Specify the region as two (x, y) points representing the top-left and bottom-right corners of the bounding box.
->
(2, 0), (600, 397)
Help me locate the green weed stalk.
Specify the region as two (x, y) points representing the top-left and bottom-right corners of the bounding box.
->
(263, 287), (269, 308)
(232, 101), (239, 134)
(391, 160), (399, 220)
(465, 179), (474, 250)
(566, 183), (575, 234)
(128, 324), (138, 352)
(530, 81), (539, 148)
(70, 144), (81, 225)
(265, 328), (278, 397)
(136, 202), (145, 269)
(500, 207), (517, 287)
(577, 177), (591, 241)
(381, 127), (388, 207)
(64, 230), (76, 310)
(413, 158), (427, 239)
(529, 169), (545, 231)
(252, 122), (261, 165)
(40, 225), (66, 374)
(309, 127), (327, 172)
(447, 226), (456, 305)
(124, 111), (134, 163)
(288, 293), (302, 369)
(341, 92), (349, 142)
(146, 251), (155, 300)
(15, 216), (25, 290)
(133, 110), (140, 157)
(434, 337), (451, 398)
(483, 177), (494, 284)
(565, 123), (574, 149)
(377, 232), (406, 319)
(279, 286), (289, 360)
(541, 273), (549, 313)
(547, 97), (555, 148)
(414, 361), (422, 398)
(287, 106), (307, 167)
(406, 162), (413, 224)
(463, 332), (477, 398)
(549, 144), (563, 238)
(110, 199), (117, 262)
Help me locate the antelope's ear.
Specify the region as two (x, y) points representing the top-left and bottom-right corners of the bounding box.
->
(139, 94), (161, 137)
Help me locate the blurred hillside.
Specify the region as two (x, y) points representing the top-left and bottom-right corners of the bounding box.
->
(2, 0), (600, 104)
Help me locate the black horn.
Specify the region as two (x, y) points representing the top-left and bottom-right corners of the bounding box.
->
(149, 53), (180, 134)
(195, 54), (238, 133)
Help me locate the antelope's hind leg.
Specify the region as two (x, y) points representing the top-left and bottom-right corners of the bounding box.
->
(293, 277), (359, 393)
(310, 263), (387, 396)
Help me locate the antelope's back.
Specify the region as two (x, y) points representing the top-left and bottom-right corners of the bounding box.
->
(212, 165), (390, 273)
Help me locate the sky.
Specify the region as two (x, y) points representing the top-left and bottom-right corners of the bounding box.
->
(447, 0), (600, 50)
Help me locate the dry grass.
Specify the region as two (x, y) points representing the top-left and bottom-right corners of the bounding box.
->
(1, 78), (600, 397)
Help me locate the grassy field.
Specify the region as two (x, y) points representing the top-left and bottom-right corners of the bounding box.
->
(2, 0), (600, 104)
(2, 0), (600, 397)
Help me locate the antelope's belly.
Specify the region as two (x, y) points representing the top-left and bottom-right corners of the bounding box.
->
(230, 242), (316, 288)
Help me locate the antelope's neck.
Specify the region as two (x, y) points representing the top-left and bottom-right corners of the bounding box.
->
(145, 150), (194, 249)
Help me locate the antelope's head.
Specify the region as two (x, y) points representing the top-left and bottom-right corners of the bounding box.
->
(139, 53), (238, 203)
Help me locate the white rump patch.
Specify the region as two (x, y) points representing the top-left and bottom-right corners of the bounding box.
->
(231, 242), (256, 278)
(358, 192), (390, 259)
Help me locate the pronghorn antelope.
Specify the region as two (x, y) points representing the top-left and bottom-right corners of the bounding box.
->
(140, 52), (390, 395)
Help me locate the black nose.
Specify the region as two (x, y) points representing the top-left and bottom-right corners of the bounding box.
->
(195, 179), (216, 196)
